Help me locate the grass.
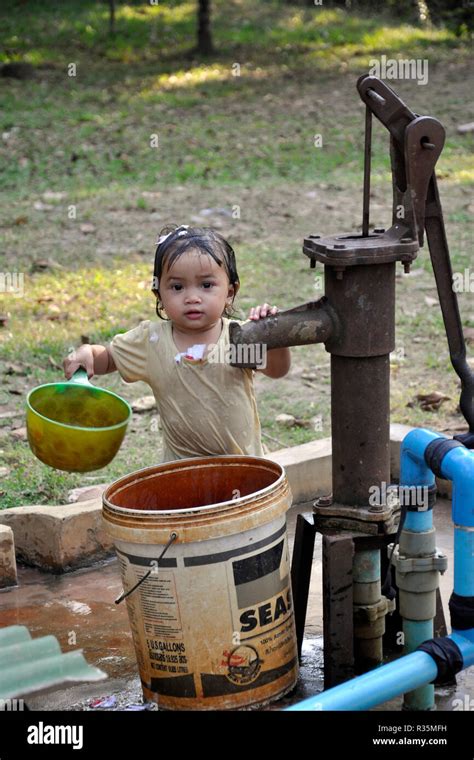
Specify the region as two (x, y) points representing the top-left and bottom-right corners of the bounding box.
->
(0, 1), (473, 508)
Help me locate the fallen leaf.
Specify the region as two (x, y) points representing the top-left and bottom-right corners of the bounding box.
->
(5, 362), (26, 376)
(30, 258), (63, 273)
(43, 191), (66, 201)
(33, 201), (54, 212)
(407, 391), (451, 412)
(67, 483), (109, 503)
(131, 396), (156, 413)
(464, 327), (474, 345)
(80, 223), (96, 234)
(457, 122), (474, 134)
(14, 215), (28, 225)
(31, 259), (51, 272)
(10, 426), (27, 441)
(276, 413), (296, 427)
(0, 410), (22, 419)
(294, 417), (312, 428)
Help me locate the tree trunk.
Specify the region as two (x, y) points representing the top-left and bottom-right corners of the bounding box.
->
(108, 0), (115, 37)
(197, 0), (214, 55)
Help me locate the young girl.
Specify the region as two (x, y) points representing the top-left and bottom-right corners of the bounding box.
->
(63, 225), (291, 462)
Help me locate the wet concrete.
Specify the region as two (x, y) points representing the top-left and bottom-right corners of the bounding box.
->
(0, 498), (472, 711)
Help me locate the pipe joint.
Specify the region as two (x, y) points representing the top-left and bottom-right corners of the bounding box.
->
(354, 596), (395, 631)
(390, 545), (447, 575)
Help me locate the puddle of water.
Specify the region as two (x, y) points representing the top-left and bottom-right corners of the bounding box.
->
(0, 559), (138, 681)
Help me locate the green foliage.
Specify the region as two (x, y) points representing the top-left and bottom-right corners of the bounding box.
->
(426, 0), (473, 36)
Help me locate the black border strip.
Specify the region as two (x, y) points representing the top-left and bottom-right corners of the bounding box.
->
(183, 523), (286, 567)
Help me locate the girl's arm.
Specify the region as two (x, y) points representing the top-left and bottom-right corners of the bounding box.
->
(63, 344), (117, 380)
(248, 303), (291, 379)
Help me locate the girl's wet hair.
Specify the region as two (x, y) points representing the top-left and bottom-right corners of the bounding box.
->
(151, 225), (240, 320)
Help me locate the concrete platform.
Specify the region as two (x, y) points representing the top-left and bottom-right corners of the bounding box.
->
(0, 424), (453, 573)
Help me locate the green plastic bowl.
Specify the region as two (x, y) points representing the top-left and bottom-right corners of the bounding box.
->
(26, 368), (132, 472)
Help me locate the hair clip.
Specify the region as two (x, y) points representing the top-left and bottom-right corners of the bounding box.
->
(156, 225), (189, 246)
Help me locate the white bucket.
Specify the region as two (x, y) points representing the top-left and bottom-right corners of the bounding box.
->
(103, 455), (298, 710)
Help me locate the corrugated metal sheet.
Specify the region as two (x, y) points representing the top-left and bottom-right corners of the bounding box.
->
(0, 625), (106, 699)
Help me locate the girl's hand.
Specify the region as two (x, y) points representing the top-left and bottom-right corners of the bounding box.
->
(248, 303), (278, 320)
(63, 344), (95, 380)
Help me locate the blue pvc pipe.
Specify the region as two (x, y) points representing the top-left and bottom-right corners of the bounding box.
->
(451, 630), (474, 661)
(286, 651), (437, 711)
(353, 549), (380, 582)
(286, 633), (474, 711)
(454, 528), (474, 597)
(399, 429), (439, 710)
(404, 510), (432, 532)
(441, 444), (474, 528)
(402, 620), (434, 710)
(400, 429), (439, 488)
(440, 445), (474, 599)
(404, 619), (433, 647)
(286, 428), (474, 712)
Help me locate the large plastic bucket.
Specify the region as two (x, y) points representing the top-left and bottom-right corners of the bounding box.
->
(103, 455), (298, 710)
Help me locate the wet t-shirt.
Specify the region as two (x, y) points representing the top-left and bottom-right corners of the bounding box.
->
(109, 318), (264, 462)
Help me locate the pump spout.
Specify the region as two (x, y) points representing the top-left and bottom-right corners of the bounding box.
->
(228, 297), (338, 368)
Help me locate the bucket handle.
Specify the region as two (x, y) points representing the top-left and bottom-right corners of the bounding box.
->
(114, 532), (178, 605)
(68, 367), (93, 385)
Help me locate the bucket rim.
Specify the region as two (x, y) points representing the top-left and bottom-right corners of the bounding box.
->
(103, 455), (287, 516)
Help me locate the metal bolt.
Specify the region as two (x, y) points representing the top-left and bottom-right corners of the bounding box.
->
(421, 140), (435, 150)
(314, 494), (333, 509)
(403, 262), (411, 274)
(369, 503), (384, 513)
(335, 268), (345, 280)
(366, 88), (386, 106)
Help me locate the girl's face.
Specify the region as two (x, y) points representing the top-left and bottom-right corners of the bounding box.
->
(159, 248), (236, 331)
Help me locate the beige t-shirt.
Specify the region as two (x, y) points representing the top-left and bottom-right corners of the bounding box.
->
(109, 317), (264, 462)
